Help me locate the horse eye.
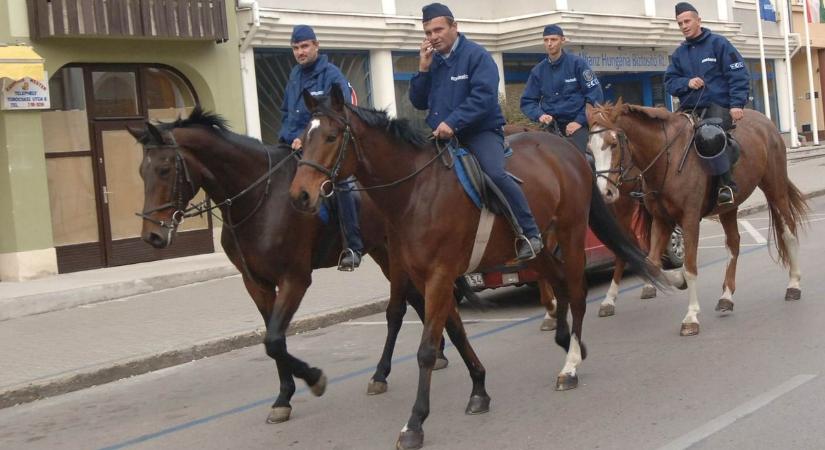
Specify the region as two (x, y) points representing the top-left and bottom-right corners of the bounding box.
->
(325, 134), (337, 143)
(158, 167), (172, 177)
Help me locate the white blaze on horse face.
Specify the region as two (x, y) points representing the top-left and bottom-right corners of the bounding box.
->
(588, 127), (613, 197)
(307, 119), (321, 141)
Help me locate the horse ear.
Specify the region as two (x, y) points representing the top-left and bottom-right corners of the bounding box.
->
(126, 124), (145, 142)
(303, 89), (319, 111)
(330, 83), (345, 111)
(146, 121), (164, 145)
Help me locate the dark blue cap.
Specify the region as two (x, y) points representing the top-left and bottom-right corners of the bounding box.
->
(543, 24), (564, 37)
(675, 2), (698, 16)
(422, 3), (453, 22)
(291, 25), (316, 43)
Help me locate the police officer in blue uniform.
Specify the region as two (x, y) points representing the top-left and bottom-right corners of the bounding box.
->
(279, 25), (364, 270)
(409, 3), (543, 261)
(664, 2), (750, 205)
(520, 24), (604, 160)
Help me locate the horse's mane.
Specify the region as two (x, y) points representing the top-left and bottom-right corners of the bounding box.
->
(590, 100), (675, 129)
(316, 99), (430, 150)
(143, 106), (285, 157)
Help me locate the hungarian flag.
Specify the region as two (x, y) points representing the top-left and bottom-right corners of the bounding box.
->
(760, 0), (776, 22)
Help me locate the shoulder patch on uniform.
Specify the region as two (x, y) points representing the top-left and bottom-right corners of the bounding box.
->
(583, 70), (594, 82)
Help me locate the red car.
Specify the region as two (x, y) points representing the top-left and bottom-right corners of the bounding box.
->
(463, 207), (684, 291)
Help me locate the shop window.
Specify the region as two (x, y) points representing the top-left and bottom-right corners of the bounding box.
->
(91, 71), (139, 117)
(143, 67), (196, 121)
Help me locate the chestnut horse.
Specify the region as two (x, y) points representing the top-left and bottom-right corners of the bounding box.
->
(504, 124), (658, 321)
(127, 108), (459, 425)
(290, 85), (663, 449)
(587, 101), (808, 336)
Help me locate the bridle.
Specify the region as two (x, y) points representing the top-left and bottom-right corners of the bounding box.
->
(297, 107), (449, 194)
(589, 126), (637, 190)
(135, 138), (196, 230)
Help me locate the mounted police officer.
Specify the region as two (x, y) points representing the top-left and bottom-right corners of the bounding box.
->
(279, 25), (364, 270)
(520, 24), (604, 163)
(664, 2), (750, 206)
(409, 3), (543, 261)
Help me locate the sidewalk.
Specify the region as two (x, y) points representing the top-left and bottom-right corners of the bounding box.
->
(1, 152), (824, 409)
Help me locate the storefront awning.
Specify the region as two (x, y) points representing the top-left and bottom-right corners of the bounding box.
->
(0, 46), (46, 81)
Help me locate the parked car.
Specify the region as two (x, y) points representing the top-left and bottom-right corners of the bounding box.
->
(463, 206), (684, 291)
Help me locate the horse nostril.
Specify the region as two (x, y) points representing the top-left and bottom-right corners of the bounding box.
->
(299, 190), (310, 207)
(146, 232), (165, 248)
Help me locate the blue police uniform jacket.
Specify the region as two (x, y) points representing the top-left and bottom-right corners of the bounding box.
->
(279, 54), (351, 143)
(409, 34), (505, 137)
(664, 28), (750, 109)
(520, 51), (604, 126)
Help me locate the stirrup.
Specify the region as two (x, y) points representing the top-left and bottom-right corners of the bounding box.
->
(514, 234), (539, 261)
(717, 185), (735, 206)
(337, 248), (358, 272)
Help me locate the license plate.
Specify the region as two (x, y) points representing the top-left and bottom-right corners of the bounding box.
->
(464, 273), (484, 288)
(502, 272), (519, 285)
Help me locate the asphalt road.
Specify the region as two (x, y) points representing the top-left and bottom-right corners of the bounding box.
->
(2, 197), (825, 450)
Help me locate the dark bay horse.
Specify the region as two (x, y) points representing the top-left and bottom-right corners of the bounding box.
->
(126, 108), (455, 425)
(290, 85), (663, 449)
(587, 101), (808, 336)
(504, 124), (658, 321)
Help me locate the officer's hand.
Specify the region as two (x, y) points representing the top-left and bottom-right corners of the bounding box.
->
(730, 108), (744, 122)
(539, 114), (554, 125)
(432, 122), (454, 140)
(688, 77), (705, 90)
(566, 122), (582, 136)
(291, 138), (302, 150)
(419, 39), (435, 72)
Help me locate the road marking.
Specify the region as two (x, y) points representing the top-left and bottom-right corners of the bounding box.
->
(657, 374), (817, 450)
(738, 219), (767, 244)
(698, 244), (765, 249)
(345, 318), (530, 325)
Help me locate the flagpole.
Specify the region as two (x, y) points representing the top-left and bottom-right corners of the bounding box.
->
(802, 0), (820, 144)
(781, 0), (800, 147)
(755, 0), (772, 120)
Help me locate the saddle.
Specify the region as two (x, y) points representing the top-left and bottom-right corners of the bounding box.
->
(449, 143), (524, 236)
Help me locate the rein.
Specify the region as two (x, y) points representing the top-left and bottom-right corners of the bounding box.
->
(297, 108), (449, 193)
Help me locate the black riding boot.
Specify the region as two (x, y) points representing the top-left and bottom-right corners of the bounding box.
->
(718, 170), (737, 206)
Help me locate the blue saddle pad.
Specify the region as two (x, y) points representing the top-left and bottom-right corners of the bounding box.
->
(318, 202), (331, 225)
(452, 147), (484, 209)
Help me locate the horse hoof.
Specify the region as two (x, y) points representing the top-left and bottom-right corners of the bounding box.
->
(640, 286), (657, 299)
(309, 373), (327, 397)
(396, 428), (424, 450)
(540, 318), (557, 331)
(555, 373), (579, 391)
(367, 378), (388, 395)
(266, 406), (292, 424)
(680, 323), (700, 336)
(715, 298), (734, 312)
(785, 288), (802, 301)
(434, 357), (449, 371)
(598, 304), (615, 317)
(464, 394), (491, 415)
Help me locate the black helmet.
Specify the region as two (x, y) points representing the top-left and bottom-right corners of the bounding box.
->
(694, 122), (726, 157)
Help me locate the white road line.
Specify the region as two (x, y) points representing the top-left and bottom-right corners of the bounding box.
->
(344, 318), (529, 326)
(738, 219), (767, 244)
(698, 244), (766, 249)
(658, 374), (817, 450)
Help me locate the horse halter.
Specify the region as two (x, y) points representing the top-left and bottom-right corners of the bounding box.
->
(589, 127), (635, 189)
(296, 111), (358, 197)
(135, 137), (196, 230)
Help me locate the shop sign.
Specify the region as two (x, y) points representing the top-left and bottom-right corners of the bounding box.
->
(1, 76), (50, 110)
(573, 47), (670, 72)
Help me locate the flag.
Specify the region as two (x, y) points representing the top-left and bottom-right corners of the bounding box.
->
(806, 0), (815, 23)
(760, 0), (777, 21)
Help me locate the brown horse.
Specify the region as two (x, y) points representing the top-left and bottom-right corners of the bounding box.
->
(127, 108), (457, 425)
(587, 100), (808, 336)
(504, 124), (659, 321)
(290, 85), (662, 449)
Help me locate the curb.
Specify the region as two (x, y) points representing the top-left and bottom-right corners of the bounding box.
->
(736, 188), (825, 218)
(0, 265), (239, 322)
(0, 297), (389, 409)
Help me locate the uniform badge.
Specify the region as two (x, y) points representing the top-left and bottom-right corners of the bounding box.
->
(583, 70), (594, 82)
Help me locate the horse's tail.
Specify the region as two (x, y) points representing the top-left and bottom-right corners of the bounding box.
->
(588, 179), (668, 289)
(768, 179), (809, 267)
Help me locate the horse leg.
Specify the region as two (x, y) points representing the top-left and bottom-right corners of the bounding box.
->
(409, 289), (450, 370)
(759, 180), (804, 301)
(599, 259), (623, 317)
(715, 210), (739, 313)
(367, 274), (409, 395)
(397, 275), (455, 450)
(538, 279), (558, 331)
(554, 236), (588, 391)
(780, 217), (802, 301)
(442, 305), (490, 415)
(676, 218), (702, 336)
(264, 273), (326, 424)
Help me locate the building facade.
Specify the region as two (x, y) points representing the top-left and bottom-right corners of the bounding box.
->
(0, 0), (246, 280)
(238, 0), (798, 143)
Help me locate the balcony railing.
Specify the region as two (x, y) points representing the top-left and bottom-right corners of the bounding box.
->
(26, 0), (229, 42)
